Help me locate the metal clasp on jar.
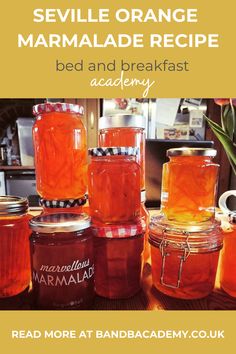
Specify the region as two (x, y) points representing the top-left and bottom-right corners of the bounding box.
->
(159, 230), (191, 289)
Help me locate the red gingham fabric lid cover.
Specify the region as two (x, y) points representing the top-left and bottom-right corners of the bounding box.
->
(33, 102), (84, 116)
(93, 219), (145, 238)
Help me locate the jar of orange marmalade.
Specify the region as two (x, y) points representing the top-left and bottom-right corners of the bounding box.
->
(88, 147), (141, 224)
(218, 191), (236, 297)
(32, 102), (87, 201)
(99, 115), (146, 190)
(93, 221), (144, 299)
(161, 148), (219, 223)
(149, 215), (222, 299)
(0, 196), (31, 298)
(29, 213), (94, 310)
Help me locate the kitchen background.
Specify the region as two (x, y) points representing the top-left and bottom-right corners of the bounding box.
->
(0, 98), (233, 209)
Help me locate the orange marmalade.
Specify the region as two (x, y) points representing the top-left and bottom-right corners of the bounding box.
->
(161, 148), (219, 223)
(220, 214), (236, 297)
(88, 147), (141, 224)
(99, 115), (146, 190)
(149, 215), (222, 299)
(0, 197), (31, 298)
(33, 103), (87, 200)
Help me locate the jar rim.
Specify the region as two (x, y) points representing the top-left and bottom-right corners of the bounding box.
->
(167, 147), (217, 157)
(29, 213), (91, 233)
(0, 195), (28, 216)
(99, 114), (146, 129)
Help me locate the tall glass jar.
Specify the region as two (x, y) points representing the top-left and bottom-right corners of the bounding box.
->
(32, 102), (87, 201)
(0, 196), (31, 298)
(99, 115), (146, 190)
(29, 213), (94, 310)
(161, 148), (219, 223)
(88, 147), (141, 224)
(149, 215), (222, 299)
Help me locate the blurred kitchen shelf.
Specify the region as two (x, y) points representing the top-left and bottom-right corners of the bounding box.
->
(0, 166), (35, 170)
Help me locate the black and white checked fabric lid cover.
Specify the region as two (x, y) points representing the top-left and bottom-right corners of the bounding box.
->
(88, 147), (139, 157)
(40, 196), (87, 209)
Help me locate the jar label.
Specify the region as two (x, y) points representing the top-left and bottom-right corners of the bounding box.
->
(32, 259), (94, 286)
(32, 258), (94, 309)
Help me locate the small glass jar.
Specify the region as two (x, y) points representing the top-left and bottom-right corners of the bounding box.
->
(220, 215), (236, 297)
(93, 221), (144, 299)
(0, 196), (31, 298)
(88, 147), (141, 224)
(32, 102), (87, 200)
(99, 115), (146, 190)
(161, 148), (219, 223)
(149, 215), (222, 299)
(218, 192), (236, 297)
(40, 195), (88, 215)
(29, 213), (94, 310)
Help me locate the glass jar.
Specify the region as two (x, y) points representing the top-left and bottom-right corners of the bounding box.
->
(220, 214), (236, 297)
(88, 147), (141, 224)
(0, 196), (31, 298)
(32, 102), (87, 200)
(218, 192), (236, 297)
(99, 115), (146, 190)
(161, 148), (219, 223)
(149, 215), (222, 299)
(29, 213), (94, 310)
(40, 195), (88, 215)
(93, 221), (144, 299)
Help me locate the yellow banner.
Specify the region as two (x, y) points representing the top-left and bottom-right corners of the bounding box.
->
(0, 0), (235, 97)
(1, 311), (235, 354)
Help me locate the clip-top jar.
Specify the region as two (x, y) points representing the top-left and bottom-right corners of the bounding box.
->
(32, 102), (87, 201)
(88, 147), (141, 224)
(161, 148), (219, 223)
(99, 115), (146, 190)
(29, 213), (94, 309)
(0, 196), (31, 298)
(149, 215), (222, 299)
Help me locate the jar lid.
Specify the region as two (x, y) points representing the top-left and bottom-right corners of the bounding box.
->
(167, 147), (217, 157)
(99, 114), (146, 129)
(33, 102), (84, 116)
(88, 147), (139, 157)
(149, 214), (222, 253)
(93, 219), (145, 238)
(0, 196), (28, 216)
(40, 196), (87, 209)
(29, 213), (91, 233)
